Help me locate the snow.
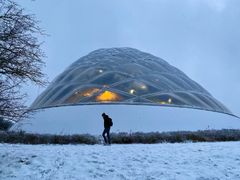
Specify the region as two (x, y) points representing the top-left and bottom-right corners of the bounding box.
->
(1, 142), (240, 180)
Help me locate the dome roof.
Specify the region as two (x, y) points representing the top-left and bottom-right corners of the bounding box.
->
(31, 47), (233, 116)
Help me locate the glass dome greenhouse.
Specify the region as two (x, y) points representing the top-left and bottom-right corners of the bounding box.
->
(31, 47), (234, 117)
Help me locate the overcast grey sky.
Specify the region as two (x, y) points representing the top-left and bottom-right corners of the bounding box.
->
(19, 0), (240, 117)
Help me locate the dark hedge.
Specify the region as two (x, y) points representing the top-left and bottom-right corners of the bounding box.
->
(1, 129), (240, 145)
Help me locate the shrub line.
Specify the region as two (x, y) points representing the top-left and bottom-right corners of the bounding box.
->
(1, 129), (240, 145)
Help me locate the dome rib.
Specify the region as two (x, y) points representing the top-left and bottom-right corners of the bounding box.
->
(30, 47), (237, 118)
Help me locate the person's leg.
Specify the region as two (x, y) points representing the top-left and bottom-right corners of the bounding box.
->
(106, 128), (111, 144)
(102, 129), (107, 144)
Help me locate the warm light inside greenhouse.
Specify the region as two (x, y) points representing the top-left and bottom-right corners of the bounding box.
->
(96, 91), (121, 102)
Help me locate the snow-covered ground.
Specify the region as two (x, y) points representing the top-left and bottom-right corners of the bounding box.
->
(1, 142), (240, 180)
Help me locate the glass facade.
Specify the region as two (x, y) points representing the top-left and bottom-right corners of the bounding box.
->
(31, 48), (233, 116)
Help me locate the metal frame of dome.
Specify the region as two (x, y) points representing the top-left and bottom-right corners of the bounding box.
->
(30, 48), (238, 118)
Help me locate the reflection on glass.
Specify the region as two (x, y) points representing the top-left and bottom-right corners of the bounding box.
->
(129, 89), (136, 94)
(160, 98), (172, 104)
(80, 88), (100, 97)
(168, 98), (172, 104)
(147, 95), (173, 105)
(65, 88), (100, 103)
(113, 80), (159, 96)
(140, 84), (147, 90)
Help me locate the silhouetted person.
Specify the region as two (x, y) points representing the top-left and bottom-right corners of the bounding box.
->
(102, 113), (113, 145)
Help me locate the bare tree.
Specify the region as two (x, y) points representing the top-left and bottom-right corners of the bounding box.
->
(0, 0), (46, 122)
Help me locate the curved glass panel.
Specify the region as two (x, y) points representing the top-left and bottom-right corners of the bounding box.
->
(90, 72), (131, 85)
(64, 87), (100, 104)
(30, 48), (234, 116)
(112, 80), (159, 96)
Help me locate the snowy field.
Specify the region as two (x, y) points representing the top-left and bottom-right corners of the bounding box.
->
(1, 142), (240, 180)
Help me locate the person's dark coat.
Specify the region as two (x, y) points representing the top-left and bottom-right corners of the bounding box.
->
(102, 114), (112, 128)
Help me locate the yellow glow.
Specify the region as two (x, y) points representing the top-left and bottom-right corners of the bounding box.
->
(96, 91), (121, 101)
(160, 98), (172, 105)
(74, 88), (100, 96)
(66, 88), (100, 103)
(129, 89), (136, 94)
(82, 88), (100, 97)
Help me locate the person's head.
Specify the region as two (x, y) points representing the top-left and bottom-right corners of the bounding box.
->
(102, 113), (106, 117)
